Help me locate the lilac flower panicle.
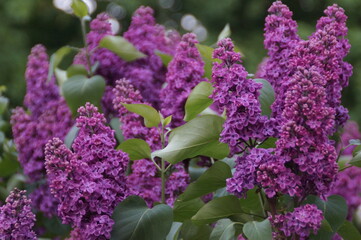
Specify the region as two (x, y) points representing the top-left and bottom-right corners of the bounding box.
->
(45, 103), (128, 240)
(0, 189), (37, 240)
(11, 44), (72, 217)
(211, 38), (274, 154)
(161, 33), (206, 128)
(270, 204), (323, 240)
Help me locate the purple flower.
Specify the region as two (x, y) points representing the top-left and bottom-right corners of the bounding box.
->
(211, 38), (274, 154)
(270, 204), (323, 239)
(45, 103), (128, 239)
(0, 189), (37, 240)
(161, 33), (206, 128)
(11, 45), (72, 217)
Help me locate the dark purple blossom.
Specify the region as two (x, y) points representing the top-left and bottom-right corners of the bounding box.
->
(45, 103), (128, 239)
(211, 38), (274, 154)
(0, 189), (37, 240)
(161, 33), (206, 127)
(270, 204), (323, 240)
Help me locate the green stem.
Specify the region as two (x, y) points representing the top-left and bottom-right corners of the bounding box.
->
(80, 17), (92, 75)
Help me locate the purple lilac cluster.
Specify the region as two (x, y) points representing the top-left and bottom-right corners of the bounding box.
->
(270, 204), (323, 240)
(11, 44), (73, 216)
(315, 5), (352, 129)
(226, 148), (300, 198)
(261, 1), (300, 124)
(45, 103), (129, 240)
(123, 6), (179, 109)
(0, 189), (37, 239)
(113, 79), (189, 206)
(161, 33), (206, 127)
(211, 38), (275, 155)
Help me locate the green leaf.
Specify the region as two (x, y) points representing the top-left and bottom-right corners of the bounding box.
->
(162, 115), (172, 127)
(155, 50), (173, 66)
(6, 173), (26, 191)
(337, 221), (361, 240)
(0, 96), (9, 115)
(54, 68), (67, 86)
(243, 219), (272, 240)
(184, 81), (214, 121)
(253, 79), (275, 117)
(196, 44), (217, 79)
(153, 115), (229, 164)
(166, 222), (183, 240)
(350, 148), (361, 167)
(67, 64), (88, 78)
(238, 189), (264, 217)
(61, 75), (106, 115)
(122, 103), (161, 128)
(111, 196), (173, 240)
(192, 195), (243, 225)
(71, 0), (88, 18)
(99, 36), (146, 62)
(0, 155), (19, 177)
(309, 220), (333, 240)
(217, 24), (231, 42)
(348, 139), (361, 146)
(178, 161), (232, 201)
(173, 198), (204, 222)
(210, 219), (242, 240)
(180, 220), (212, 240)
(306, 195), (348, 232)
(110, 118), (124, 143)
(64, 125), (79, 149)
(257, 137), (277, 149)
(117, 139), (151, 161)
(48, 46), (72, 82)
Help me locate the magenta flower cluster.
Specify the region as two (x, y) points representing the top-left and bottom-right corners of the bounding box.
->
(45, 103), (129, 240)
(0, 189), (37, 239)
(211, 38), (276, 154)
(11, 44), (73, 217)
(161, 33), (206, 127)
(270, 204), (323, 240)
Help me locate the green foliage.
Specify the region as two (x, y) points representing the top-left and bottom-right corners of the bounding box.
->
(178, 161), (232, 201)
(173, 198), (204, 222)
(196, 44), (217, 79)
(48, 46), (72, 82)
(243, 219), (272, 240)
(111, 196), (173, 240)
(184, 81), (214, 121)
(166, 222), (183, 240)
(155, 51), (173, 66)
(122, 103), (161, 128)
(64, 125), (79, 149)
(210, 219), (242, 240)
(71, 0), (88, 18)
(180, 220), (212, 240)
(350, 146), (361, 167)
(192, 195), (244, 224)
(117, 139), (151, 161)
(217, 24), (231, 42)
(99, 36), (146, 61)
(109, 118), (124, 143)
(153, 115), (229, 164)
(67, 64), (88, 78)
(337, 221), (361, 240)
(253, 78), (275, 117)
(309, 220), (333, 240)
(62, 74), (106, 115)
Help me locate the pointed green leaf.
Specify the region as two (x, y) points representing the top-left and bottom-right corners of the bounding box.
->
(184, 81), (214, 121)
(153, 115), (229, 164)
(155, 50), (173, 66)
(162, 115), (172, 127)
(111, 196), (173, 240)
(166, 222), (183, 240)
(117, 139), (151, 161)
(210, 219), (242, 240)
(178, 161), (232, 201)
(337, 221), (361, 240)
(110, 118), (124, 143)
(48, 46), (72, 82)
(217, 24), (231, 42)
(243, 219), (272, 240)
(173, 198), (204, 222)
(180, 220), (212, 240)
(62, 75), (106, 115)
(99, 36), (146, 61)
(122, 103), (161, 128)
(54, 68), (67, 86)
(64, 125), (79, 149)
(253, 79), (275, 117)
(257, 137), (276, 149)
(71, 0), (88, 18)
(67, 64), (88, 78)
(309, 220), (333, 240)
(350, 148), (361, 167)
(192, 195), (243, 225)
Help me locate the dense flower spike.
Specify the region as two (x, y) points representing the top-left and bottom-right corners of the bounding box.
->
(45, 103), (129, 239)
(211, 38), (274, 154)
(11, 45), (72, 216)
(161, 33), (206, 127)
(313, 4), (352, 129)
(0, 189), (37, 239)
(270, 204), (323, 240)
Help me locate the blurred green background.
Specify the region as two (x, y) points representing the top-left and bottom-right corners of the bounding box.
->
(1, 0), (361, 122)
